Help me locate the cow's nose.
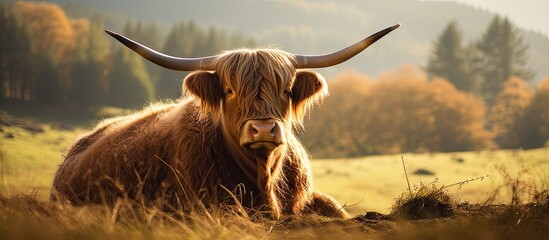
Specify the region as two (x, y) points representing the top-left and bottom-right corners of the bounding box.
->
(240, 119), (286, 149)
(250, 120), (277, 139)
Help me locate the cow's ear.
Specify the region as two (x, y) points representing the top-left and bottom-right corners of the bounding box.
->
(291, 71), (328, 124)
(184, 71), (223, 120)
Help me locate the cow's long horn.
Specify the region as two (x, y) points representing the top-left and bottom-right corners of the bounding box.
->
(293, 23), (401, 69)
(105, 30), (216, 71)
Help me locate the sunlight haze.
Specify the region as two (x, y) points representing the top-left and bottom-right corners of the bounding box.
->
(446, 0), (547, 35)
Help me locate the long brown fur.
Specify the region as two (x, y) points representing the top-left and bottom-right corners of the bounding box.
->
(51, 49), (349, 219)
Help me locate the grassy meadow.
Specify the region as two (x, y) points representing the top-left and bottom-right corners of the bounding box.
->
(1, 118), (548, 239)
(313, 149), (549, 214)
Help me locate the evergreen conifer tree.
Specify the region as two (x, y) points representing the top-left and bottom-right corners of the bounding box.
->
(476, 16), (534, 106)
(426, 21), (471, 91)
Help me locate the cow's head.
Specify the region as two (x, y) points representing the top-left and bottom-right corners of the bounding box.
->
(182, 49), (330, 158)
(105, 24), (400, 161)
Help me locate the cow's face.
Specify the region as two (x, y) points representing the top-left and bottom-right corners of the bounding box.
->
(184, 49), (327, 158)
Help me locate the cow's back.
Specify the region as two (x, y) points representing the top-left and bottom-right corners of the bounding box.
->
(51, 102), (183, 204)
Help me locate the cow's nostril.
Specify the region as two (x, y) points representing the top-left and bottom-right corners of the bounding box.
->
(270, 125), (276, 136)
(250, 121), (276, 139)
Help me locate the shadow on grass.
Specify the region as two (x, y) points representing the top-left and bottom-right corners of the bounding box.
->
(1, 101), (137, 128)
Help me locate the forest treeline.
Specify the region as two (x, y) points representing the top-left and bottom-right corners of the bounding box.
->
(302, 17), (548, 157)
(426, 19), (534, 107)
(300, 68), (549, 158)
(0, 2), (255, 109)
(1, 2), (547, 157)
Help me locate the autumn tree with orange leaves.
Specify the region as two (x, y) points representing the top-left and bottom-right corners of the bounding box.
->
(521, 77), (549, 148)
(302, 66), (491, 158)
(3, 2), (77, 105)
(14, 2), (76, 68)
(301, 71), (373, 157)
(488, 77), (533, 148)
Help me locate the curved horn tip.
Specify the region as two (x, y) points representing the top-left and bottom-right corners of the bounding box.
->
(389, 23), (401, 31)
(389, 23), (402, 32)
(105, 29), (117, 36)
(381, 23), (401, 33)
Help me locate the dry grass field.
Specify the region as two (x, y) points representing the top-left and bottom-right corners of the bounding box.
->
(313, 149), (549, 214)
(1, 119), (548, 239)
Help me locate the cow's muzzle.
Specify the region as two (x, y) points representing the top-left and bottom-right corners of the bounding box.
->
(240, 119), (286, 151)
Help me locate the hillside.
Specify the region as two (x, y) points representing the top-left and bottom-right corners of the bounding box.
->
(16, 0), (547, 81)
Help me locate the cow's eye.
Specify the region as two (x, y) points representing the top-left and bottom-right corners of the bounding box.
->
(225, 88), (234, 95)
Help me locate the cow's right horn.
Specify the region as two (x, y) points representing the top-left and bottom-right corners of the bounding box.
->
(105, 30), (216, 71)
(293, 23), (401, 69)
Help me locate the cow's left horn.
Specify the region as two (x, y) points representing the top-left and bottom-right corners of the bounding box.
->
(105, 30), (216, 71)
(293, 23), (400, 69)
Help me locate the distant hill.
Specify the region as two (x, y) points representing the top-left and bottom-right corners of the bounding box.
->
(4, 0), (548, 81)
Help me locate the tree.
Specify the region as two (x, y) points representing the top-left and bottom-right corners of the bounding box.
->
(14, 2), (76, 67)
(487, 77), (532, 148)
(69, 19), (110, 110)
(462, 44), (485, 95)
(157, 21), (202, 99)
(301, 66), (491, 158)
(428, 78), (490, 151)
(108, 48), (154, 108)
(522, 77), (549, 148)
(122, 21), (162, 84)
(365, 66), (436, 154)
(476, 16), (534, 106)
(10, 1), (78, 104)
(0, 4), (34, 101)
(34, 54), (63, 106)
(122, 21), (162, 51)
(426, 21), (471, 91)
(301, 70), (374, 157)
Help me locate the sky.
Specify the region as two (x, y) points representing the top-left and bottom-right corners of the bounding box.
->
(446, 0), (547, 35)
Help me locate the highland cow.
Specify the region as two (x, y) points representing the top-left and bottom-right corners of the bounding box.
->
(51, 24), (400, 219)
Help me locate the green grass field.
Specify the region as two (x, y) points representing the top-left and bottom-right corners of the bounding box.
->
(1, 120), (548, 239)
(2, 121), (548, 214)
(1, 124), (86, 198)
(314, 149), (549, 214)
(0, 106), (129, 198)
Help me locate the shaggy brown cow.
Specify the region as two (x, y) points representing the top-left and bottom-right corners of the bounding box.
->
(51, 24), (400, 219)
